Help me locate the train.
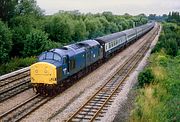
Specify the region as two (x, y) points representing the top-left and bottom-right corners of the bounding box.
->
(30, 21), (155, 95)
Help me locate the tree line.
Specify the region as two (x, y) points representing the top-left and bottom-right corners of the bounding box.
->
(0, 0), (148, 64)
(148, 11), (180, 22)
(168, 11), (180, 23)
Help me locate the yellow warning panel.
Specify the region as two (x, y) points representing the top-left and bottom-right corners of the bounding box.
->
(30, 62), (57, 84)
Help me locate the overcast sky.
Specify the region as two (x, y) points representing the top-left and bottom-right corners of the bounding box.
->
(36, 0), (180, 16)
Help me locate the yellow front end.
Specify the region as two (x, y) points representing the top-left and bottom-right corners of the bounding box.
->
(30, 62), (57, 85)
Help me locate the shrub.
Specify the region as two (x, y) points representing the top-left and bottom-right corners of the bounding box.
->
(138, 68), (154, 87)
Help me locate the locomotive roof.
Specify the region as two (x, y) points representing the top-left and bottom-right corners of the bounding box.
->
(79, 40), (100, 47)
(44, 40), (100, 58)
(95, 32), (126, 43)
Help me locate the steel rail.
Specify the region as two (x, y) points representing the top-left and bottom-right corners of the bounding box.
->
(0, 94), (53, 122)
(0, 70), (30, 87)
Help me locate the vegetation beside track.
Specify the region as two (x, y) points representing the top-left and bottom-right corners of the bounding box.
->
(0, 57), (36, 75)
(130, 22), (180, 121)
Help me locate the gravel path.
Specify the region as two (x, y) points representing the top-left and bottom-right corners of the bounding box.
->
(20, 26), (156, 122)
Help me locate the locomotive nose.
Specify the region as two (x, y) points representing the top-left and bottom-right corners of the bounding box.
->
(30, 62), (57, 85)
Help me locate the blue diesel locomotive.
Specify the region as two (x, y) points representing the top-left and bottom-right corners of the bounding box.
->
(30, 22), (155, 95)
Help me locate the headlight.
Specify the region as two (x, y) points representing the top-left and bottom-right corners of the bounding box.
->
(35, 70), (38, 73)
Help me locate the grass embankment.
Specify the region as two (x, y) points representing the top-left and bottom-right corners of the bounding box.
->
(0, 57), (37, 76)
(130, 22), (180, 122)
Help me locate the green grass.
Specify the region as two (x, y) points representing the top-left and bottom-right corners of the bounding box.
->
(0, 57), (37, 75)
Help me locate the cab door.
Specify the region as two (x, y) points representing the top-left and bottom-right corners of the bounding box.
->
(62, 56), (69, 78)
(85, 48), (91, 66)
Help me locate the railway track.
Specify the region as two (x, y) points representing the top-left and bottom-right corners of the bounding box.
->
(0, 69), (29, 87)
(0, 94), (52, 122)
(66, 25), (159, 122)
(0, 69), (31, 102)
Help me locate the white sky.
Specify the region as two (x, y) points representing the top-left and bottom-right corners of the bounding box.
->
(36, 0), (180, 15)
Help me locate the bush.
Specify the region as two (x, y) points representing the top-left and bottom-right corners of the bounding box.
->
(0, 20), (12, 63)
(138, 68), (154, 87)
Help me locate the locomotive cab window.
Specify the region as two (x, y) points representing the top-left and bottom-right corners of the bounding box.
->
(46, 52), (53, 59)
(39, 53), (46, 60)
(54, 54), (62, 62)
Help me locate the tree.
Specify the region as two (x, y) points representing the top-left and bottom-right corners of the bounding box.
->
(23, 29), (51, 57)
(108, 22), (119, 33)
(98, 16), (111, 34)
(0, 0), (18, 21)
(9, 15), (35, 56)
(44, 15), (74, 43)
(102, 11), (114, 22)
(15, 0), (44, 17)
(84, 17), (104, 38)
(72, 20), (87, 42)
(0, 20), (12, 63)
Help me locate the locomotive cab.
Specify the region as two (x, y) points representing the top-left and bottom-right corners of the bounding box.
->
(30, 51), (64, 94)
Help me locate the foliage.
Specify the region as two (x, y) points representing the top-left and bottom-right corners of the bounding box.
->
(0, 0), (18, 22)
(152, 23), (180, 57)
(44, 15), (74, 43)
(138, 68), (154, 87)
(84, 17), (104, 38)
(15, 0), (44, 17)
(165, 38), (178, 56)
(0, 20), (12, 63)
(0, 57), (37, 75)
(9, 15), (35, 56)
(72, 20), (87, 42)
(23, 29), (53, 57)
